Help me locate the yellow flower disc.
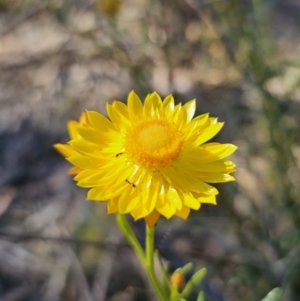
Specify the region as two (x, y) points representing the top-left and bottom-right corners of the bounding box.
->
(54, 91), (237, 226)
(125, 119), (184, 170)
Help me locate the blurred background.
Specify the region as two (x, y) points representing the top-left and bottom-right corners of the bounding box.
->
(0, 0), (300, 300)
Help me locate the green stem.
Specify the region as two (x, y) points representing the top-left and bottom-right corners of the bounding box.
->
(146, 224), (155, 265)
(116, 214), (146, 266)
(145, 224), (168, 301)
(116, 214), (168, 301)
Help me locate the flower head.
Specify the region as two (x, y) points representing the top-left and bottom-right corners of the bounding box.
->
(54, 91), (237, 226)
(96, 0), (122, 16)
(171, 271), (185, 290)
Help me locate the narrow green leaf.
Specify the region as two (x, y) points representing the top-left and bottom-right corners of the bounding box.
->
(197, 291), (205, 301)
(261, 288), (283, 301)
(181, 268), (207, 299)
(170, 287), (181, 301)
(154, 250), (171, 295)
(180, 263), (194, 276)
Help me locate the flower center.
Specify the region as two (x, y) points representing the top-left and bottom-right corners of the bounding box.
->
(125, 119), (183, 170)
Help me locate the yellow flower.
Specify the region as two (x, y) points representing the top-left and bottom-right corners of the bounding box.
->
(96, 0), (121, 16)
(54, 112), (89, 175)
(170, 271), (185, 290)
(54, 91), (237, 226)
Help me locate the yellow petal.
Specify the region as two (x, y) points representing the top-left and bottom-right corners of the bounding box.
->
(130, 205), (149, 219)
(118, 188), (139, 214)
(149, 92), (163, 109)
(127, 90), (144, 120)
(69, 139), (101, 155)
(201, 143), (238, 159)
(144, 210), (160, 227)
(198, 195), (216, 204)
(163, 94), (175, 113)
(141, 178), (159, 213)
(195, 160), (236, 173)
(86, 110), (116, 132)
(143, 92), (162, 117)
(112, 101), (131, 126)
(183, 113), (209, 139)
(107, 198), (118, 213)
(199, 173), (235, 183)
(143, 94), (152, 115)
(162, 167), (218, 195)
(107, 103), (128, 127)
(74, 169), (97, 181)
(194, 122), (224, 146)
(67, 155), (106, 169)
(53, 143), (78, 158)
(68, 166), (81, 175)
(76, 127), (104, 145)
(183, 99), (196, 122)
(67, 120), (80, 139)
(87, 187), (108, 201)
(165, 187), (183, 210)
(67, 156), (96, 169)
(175, 205), (190, 220)
(157, 203), (177, 219)
(182, 193), (201, 210)
(79, 112), (89, 125)
(174, 105), (188, 128)
(87, 182), (127, 200)
(76, 161), (130, 187)
(171, 103), (182, 121)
